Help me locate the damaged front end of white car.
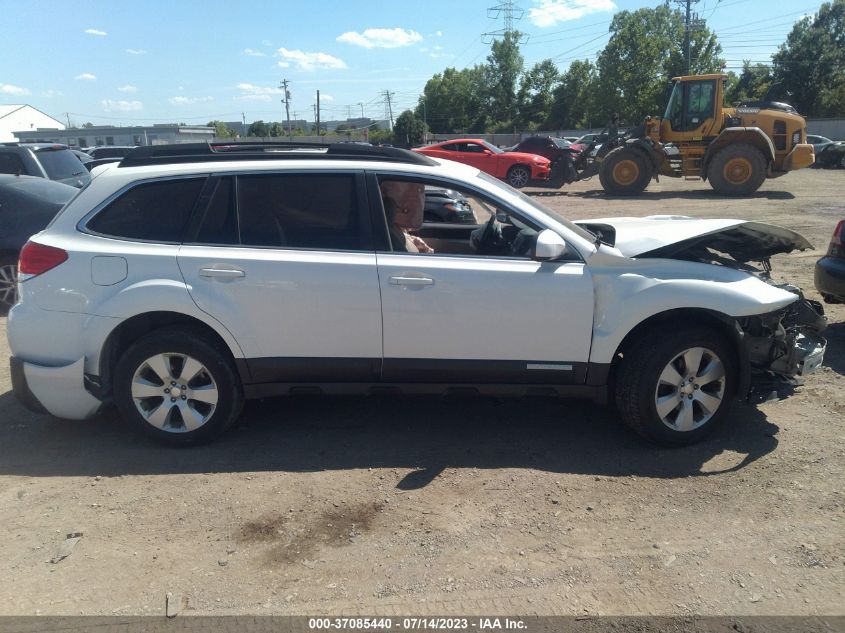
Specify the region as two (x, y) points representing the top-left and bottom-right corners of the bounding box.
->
(580, 216), (827, 401)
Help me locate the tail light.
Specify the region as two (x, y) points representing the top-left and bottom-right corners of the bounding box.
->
(18, 241), (68, 277)
(828, 220), (844, 258)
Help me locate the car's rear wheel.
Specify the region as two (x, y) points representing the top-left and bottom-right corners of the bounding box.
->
(615, 325), (737, 445)
(114, 328), (243, 446)
(507, 164), (531, 188)
(0, 258), (18, 312)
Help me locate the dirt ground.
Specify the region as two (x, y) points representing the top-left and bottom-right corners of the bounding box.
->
(0, 168), (843, 618)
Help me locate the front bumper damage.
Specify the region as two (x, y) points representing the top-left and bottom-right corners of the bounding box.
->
(738, 286), (827, 401)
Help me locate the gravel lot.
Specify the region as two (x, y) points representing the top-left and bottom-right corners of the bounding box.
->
(0, 168), (842, 617)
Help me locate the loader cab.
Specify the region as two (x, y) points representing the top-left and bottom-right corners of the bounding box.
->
(660, 75), (724, 141)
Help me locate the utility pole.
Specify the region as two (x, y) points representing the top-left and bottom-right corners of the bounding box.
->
(241, 112), (246, 138)
(358, 102), (364, 118)
(383, 90), (395, 130)
(64, 112), (71, 128)
(420, 95), (427, 142)
(280, 78), (292, 141)
(676, 0), (703, 75)
(316, 90), (321, 137)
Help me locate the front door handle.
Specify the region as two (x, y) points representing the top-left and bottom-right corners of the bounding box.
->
(199, 267), (246, 279)
(389, 276), (434, 286)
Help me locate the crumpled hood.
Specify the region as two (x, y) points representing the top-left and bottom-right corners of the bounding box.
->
(575, 215), (813, 262)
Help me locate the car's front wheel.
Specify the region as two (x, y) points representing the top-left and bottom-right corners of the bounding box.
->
(507, 164), (531, 188)
(114, 327), (243, 446)
(615, 326), (737, 445)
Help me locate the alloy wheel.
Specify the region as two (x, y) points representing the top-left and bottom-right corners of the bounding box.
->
(653, 346), (726, 432)
(130, 353), (219, 433)
(0, 263), (18, 309)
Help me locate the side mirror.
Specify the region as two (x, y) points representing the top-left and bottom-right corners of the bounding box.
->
(533, 229), (566, 261)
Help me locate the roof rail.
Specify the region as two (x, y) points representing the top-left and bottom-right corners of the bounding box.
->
(118, 141), (438, 168)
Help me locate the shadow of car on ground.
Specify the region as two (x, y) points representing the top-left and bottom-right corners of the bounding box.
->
(0, 391), (779, 489)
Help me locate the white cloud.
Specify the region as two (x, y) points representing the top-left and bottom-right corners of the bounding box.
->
(436, 30), (443, 36)
(118, 84), (138, 93)
(41, 89), (62, 98)
(276, 48), (346, 71)
(529, 0), (615, 27)
(337, 27), (423, 49)
(126, 48), (147, 55)
(0, 83), (30, 96)
(84, 28), (107, 36)
(242, 48), (265, 57)
(168, 95), (214, 105)
(75, 73), (97, 81)
(235, 82), (283, 102)
(320, 94), (334, 102)
(101, 99), (143, 112)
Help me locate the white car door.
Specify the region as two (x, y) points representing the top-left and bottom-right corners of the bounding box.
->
(374, 177), (595, 384)
(177, 172), (383, 383)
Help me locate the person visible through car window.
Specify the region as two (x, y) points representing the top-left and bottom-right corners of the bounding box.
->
(380, 180), (434, 253)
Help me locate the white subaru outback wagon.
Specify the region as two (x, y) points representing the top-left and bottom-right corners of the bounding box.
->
(8, 142), (827, 446)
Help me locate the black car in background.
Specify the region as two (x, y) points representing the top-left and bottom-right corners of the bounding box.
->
(85, 146), (137, 159)
(815, 141), (845, 169)
(423, 187), (475, 223)
(0, 143), (91, 188)
(815, 220), (845, 304)
(0, 175), (78, 310)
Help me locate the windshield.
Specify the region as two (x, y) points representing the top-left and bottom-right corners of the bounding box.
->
(476, 171), (596, 243)
(35, 148), (87, 180)
(552, 138), (571, 148)
(664, 81), (682, 125)
(480, 140), (504, 154)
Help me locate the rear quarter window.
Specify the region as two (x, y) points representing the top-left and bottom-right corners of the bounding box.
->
(86, 177), (205, 242)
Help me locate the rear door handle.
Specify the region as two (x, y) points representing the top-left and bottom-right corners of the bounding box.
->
(199, 267), (246, 279)
(389, 276), (434, 286)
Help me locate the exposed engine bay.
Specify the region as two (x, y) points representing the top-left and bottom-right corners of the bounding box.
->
(576, 216), (828, 391)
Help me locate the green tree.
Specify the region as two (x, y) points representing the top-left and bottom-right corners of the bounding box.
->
(268, 122), (286, 137)
(207, 120), (233, 138)
(247, 120), (269, 137)
(515, 59), (559, 130)
(484, 31), (525, 128)
(772, 0), (845, 116)
(546, 59), (598, 129)
(392, 110), (428, 148)
(724, 62), (773, 105)
(417, 66), (487, 133)
(594, 3), (723, 124)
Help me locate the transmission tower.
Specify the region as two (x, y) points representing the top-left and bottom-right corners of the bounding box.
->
(482, 1), (529, 44)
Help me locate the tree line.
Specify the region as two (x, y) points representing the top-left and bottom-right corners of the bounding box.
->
(408, 0), (844, 137)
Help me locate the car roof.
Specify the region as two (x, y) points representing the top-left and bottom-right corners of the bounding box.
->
(1, 142), (70, 151)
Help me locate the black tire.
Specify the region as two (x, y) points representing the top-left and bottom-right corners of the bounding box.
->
(615, 325), (737, 446)
(707, 143), (767, 195)
(0, 257), (18, 313)
(599, 147), (652, 195)
(507, 164), (531, 189)
(839, 154), (845, 169)
(113, 327), (244, 446)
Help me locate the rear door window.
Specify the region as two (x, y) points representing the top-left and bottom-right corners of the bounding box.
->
(86, 177), (205, 242)
(0, 153), (26, 175)
(236, 173), (364, 251)
(35, 149), (87, 180)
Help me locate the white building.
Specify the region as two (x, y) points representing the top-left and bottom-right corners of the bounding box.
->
(0, 104), (64, 142)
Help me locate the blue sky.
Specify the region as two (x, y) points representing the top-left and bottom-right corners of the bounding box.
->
(0, 0), (824, 127)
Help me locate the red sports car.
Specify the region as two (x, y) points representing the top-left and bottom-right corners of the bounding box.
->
(413, 138), (551, 188)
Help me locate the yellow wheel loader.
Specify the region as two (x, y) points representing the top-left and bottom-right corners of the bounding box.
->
(574, 74), (815, 195)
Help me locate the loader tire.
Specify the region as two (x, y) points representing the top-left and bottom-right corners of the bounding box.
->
(707, 143), (767, 195)
(599, 147), (652, 195)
